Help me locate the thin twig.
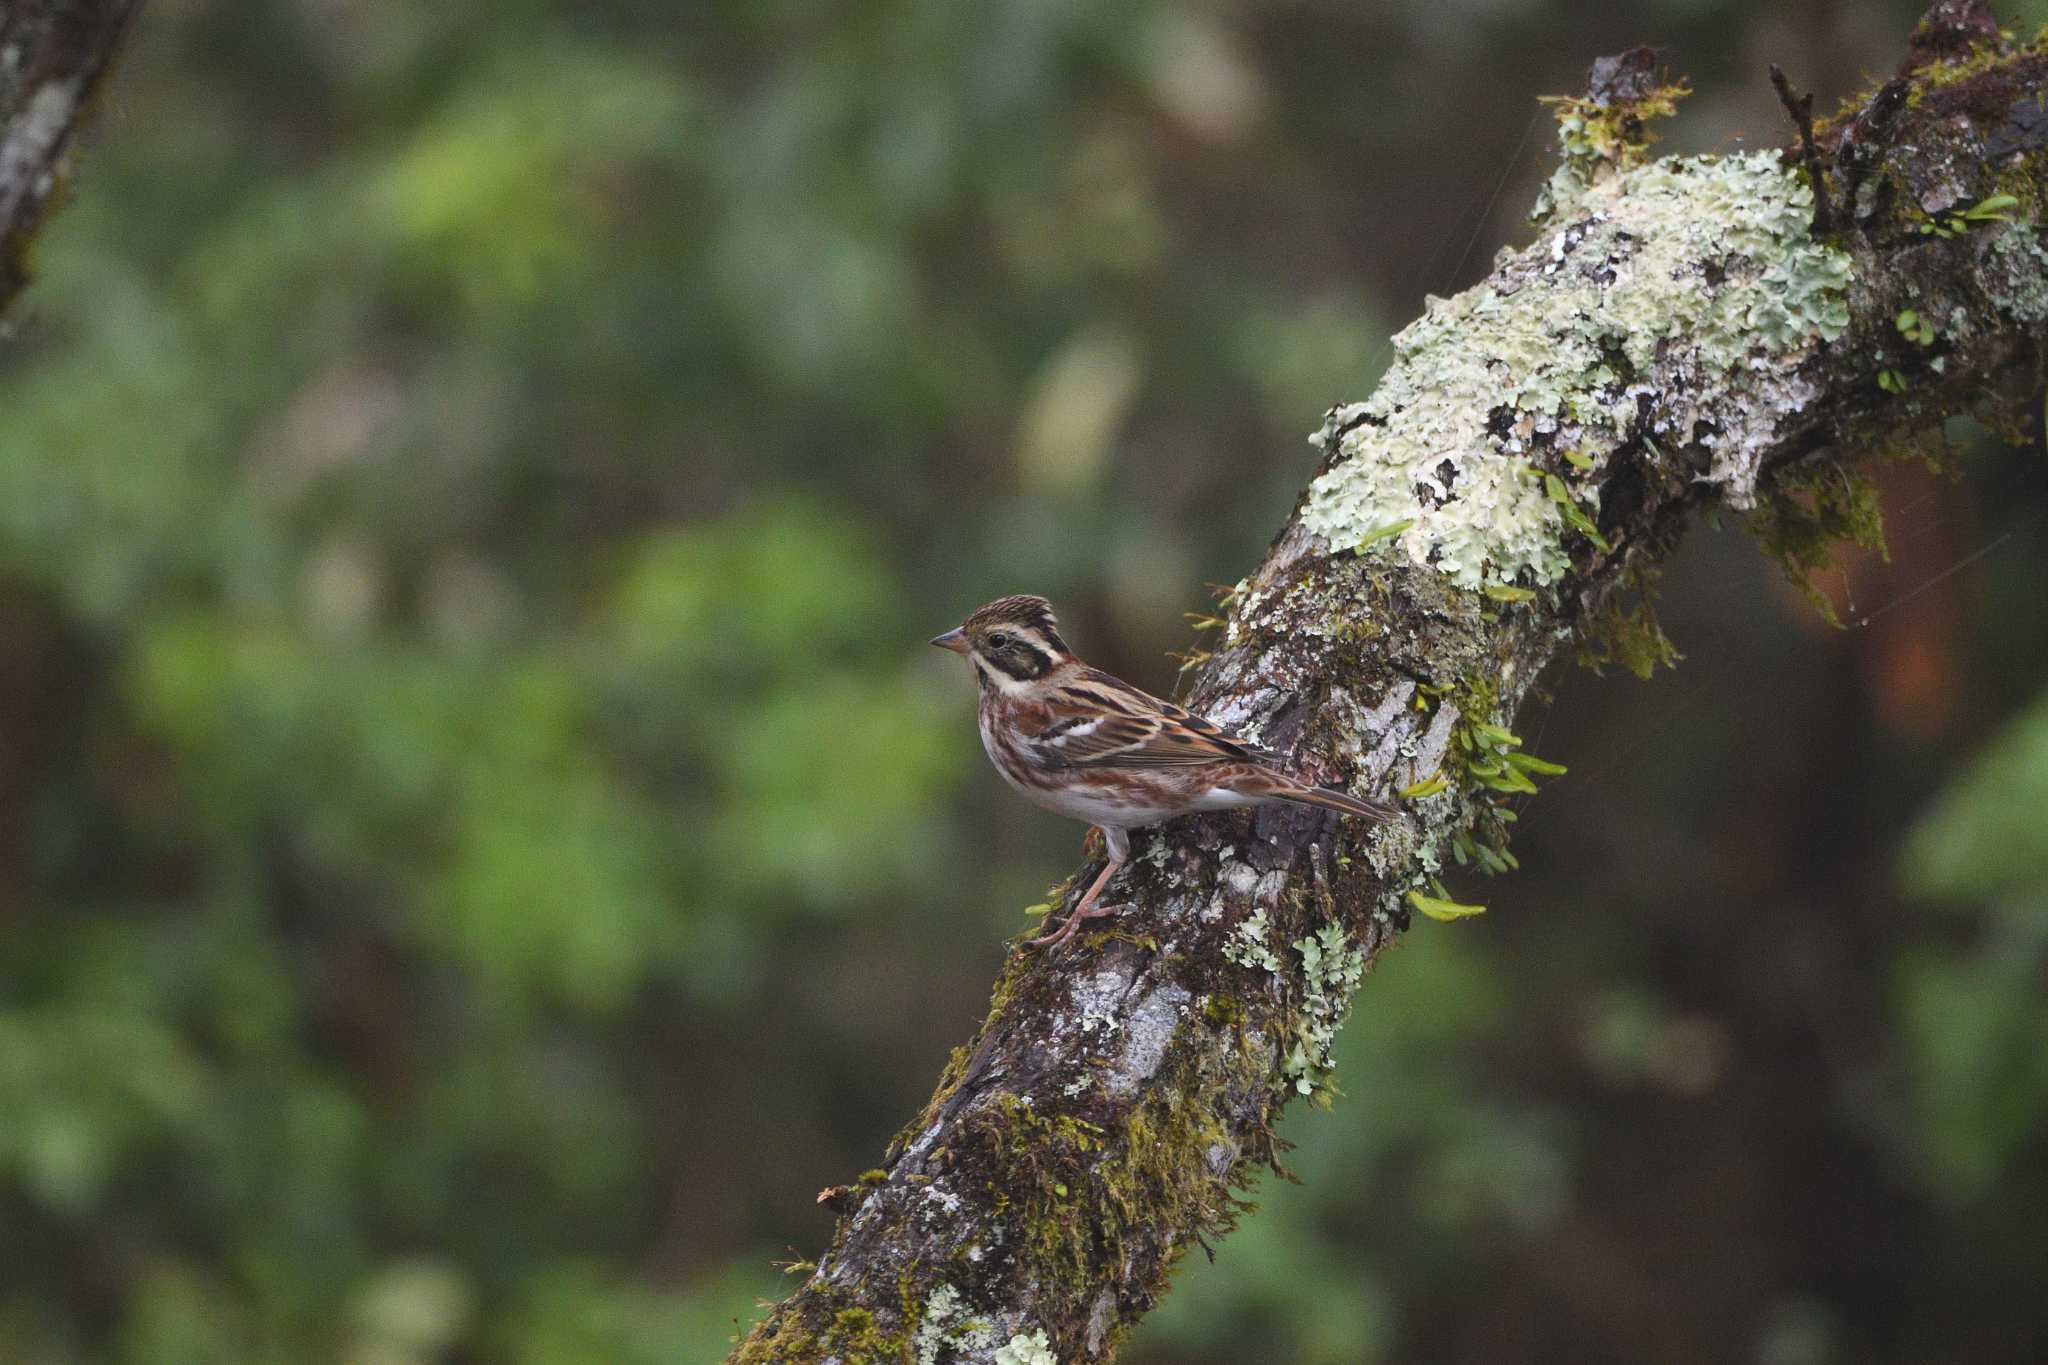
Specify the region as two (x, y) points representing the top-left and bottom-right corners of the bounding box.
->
(1770, 64), (1833, 236)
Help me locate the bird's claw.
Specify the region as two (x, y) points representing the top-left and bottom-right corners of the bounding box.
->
(1026, 902), (1125, 950)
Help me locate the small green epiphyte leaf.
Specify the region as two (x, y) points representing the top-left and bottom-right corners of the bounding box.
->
(1480, 766), (1539, 794)
(1545, 473), (1612, 552)
(1408, 889), (1487, 922)
(1965, 193), (2019, 220)
(1560, 499), (1611, 552)
(1354, 518), (1416, 552)
(1398, 774), (1450, 799)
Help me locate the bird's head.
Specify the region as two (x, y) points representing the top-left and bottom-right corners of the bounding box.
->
(931, 594), (1073, 688)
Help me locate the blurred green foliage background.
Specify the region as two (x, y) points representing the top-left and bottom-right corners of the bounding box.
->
(3, 0), (2048, 1361)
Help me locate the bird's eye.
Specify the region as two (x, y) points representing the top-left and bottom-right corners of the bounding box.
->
(988, 632), (1011, 649)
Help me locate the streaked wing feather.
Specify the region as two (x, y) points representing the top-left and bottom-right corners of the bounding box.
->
(1031, 674), (1285, 769)
(1036, 714), (1235, 767)
(1149, 698), (1290, 767)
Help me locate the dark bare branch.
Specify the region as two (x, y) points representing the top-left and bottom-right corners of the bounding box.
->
(1770, 63), (1832, 235)
(0, 0), (140, 312)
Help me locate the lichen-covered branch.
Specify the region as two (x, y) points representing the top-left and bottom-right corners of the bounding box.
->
(0, 0), (140, 312)
(732, 7), (2048, 1361)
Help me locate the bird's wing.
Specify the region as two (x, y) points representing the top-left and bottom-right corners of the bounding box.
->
(1029, 671), (1286, 769)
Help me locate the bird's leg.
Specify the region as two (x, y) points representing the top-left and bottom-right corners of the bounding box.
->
(1028, 858), (1121, 948)
(1028, 826), (1129, 949)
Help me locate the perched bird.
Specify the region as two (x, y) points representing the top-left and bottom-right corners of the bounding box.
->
(931, 594), (1396, 949)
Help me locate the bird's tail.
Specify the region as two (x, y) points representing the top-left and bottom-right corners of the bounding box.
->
(1278, 783), (1399, 823)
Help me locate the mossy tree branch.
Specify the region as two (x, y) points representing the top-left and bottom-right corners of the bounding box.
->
(0, 0), (139, 312)
(733, 6), (2048, 1361)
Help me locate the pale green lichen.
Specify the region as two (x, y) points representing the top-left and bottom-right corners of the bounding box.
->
(1285, 921), (1366, 1095)
(1302, 151), (1855, 588)
(1221, 907), (1282, 972)
(913, 1284), (995, 1365)
(993, 1327), (1059, 1365)
(1983, 222), (2048, 323)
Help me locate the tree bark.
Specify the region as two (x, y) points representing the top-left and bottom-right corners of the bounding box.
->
(733, 6), (2048, 1361)
(0, 0), (140, 312)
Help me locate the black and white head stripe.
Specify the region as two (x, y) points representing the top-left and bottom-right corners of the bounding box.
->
(961, 595), (1071, 685)
(963, 594), (1067, 649)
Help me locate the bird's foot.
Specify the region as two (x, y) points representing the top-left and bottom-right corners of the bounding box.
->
(1026, 901), (1124, 950)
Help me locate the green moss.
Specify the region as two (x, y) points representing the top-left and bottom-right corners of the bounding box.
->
(1578, 590), (1682, 679)
(959, 1050), (1260, 1355)
(969, 1094), (1108, 1298)
(1531, 75), (1691, 224)
(825, 1305), (907, 1363)
(1749, 459), (1889, 625)
(1202, 993), (1244, 1028)
(1902, 33), (2017, 105)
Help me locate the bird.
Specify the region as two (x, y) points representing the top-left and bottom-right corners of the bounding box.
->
(931, 594), (1397, 950)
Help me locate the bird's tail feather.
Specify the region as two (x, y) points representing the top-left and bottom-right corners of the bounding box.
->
(1280, 784), (1398, 823)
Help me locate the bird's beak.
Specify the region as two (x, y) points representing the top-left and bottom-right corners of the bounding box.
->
(929, 627), (969, 654)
